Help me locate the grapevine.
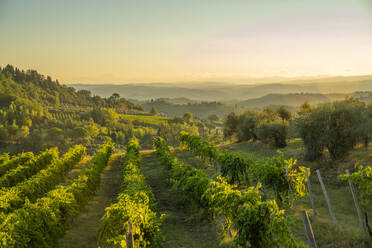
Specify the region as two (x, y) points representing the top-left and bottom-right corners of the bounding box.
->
(0, 148), (59, 188)
(0, 152), (34, 177)
(0, 145), (86, 213)
(340, 165), (372, 236)
(98, 138), (163, 248)
(0, 142), (113, 247)
(153, 137), (304, 247)
(179, 133), (309, 205)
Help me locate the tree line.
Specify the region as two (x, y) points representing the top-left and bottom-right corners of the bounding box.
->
(224, 99), (372, 161)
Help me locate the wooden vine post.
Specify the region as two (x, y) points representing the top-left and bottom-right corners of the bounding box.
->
(305, 169), (317, 216)
(126, 219), (134, 248)
(301, 210), (318, 248)
(316, 169), (337, 224)
(345, 169), (367, 236)
(285, 165), (295, 208)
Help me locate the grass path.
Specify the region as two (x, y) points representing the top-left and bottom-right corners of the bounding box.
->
(140, 151), (223, 248)
(57, 153), (123, 248)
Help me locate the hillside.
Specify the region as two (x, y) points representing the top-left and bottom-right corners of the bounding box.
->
(0, 65), (142, 112)
(138, 99), (237, 119)
(70, 76), (372, 102)
(237, 93), (351, 108)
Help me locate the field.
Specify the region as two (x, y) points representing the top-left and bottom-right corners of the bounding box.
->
(120, 113), (172, 127)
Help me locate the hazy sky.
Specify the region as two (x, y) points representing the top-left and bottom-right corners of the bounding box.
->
(1, 0), (372, 83)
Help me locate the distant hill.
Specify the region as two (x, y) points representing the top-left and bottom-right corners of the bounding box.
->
(136, 91), (372, 119)
(70, 75), (372, 102)
(138, 99), (236, 119)
(130, 97), (197, 105)
(237, 93), (351, 108)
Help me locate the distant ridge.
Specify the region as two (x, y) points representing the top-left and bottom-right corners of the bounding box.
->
(71, 75), (372, 102)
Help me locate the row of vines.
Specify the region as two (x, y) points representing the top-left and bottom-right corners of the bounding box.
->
(179, 131), (308, 206)
(0, 148), (59, 188)
(153, 136), (305, 247)
(0, 145), (85, 213)
(0, 142), (113, 247)
(180, 132), (372, 241)
(98, 138), (163, 248)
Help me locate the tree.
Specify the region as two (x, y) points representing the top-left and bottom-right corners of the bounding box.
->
(325, 99), (364, 160)
(296, 104), (331, 161)
(223, 112), (239, 140)
(296, 99), (365, 161)
(299, 101), (311, 114)
(263, 106), (279, 122)
(236, 111), (260, 142)
(208, 114), (219, 122)
(112, 93), (120, 99)
(183, 112), (193, 123)
(150, 107), (158, 115)
(257, 121), (288, 148)
(277, 106), (292, 122)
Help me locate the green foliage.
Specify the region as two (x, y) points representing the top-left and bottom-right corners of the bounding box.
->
(257, 121), (288, 148)
(183, 112), (193, 123)
(150, 106), (158, 115)
(0, 142), (113, 247)
(208, 114), (219, 121)
(217, 150), (253, 185)
(224, 109), (289, 148)
(0, 153), (9, 166)
(179, 133), (308, 205)
(153, 137), (304, 247)
(153, 137), (179, 169)
(0, 148), (59, 187)
(250, 153), (308, 205)
(179, 131), (218, 164)
(236, 111), (261, 142)
(0, 152), (34, 177)
(223, 112), (239, 140)
(339, 165), (372, 207)
(277, 106), (292, 121)
(90, 108), (119, 126)
(0, 65), (148, 154)
(0, 65), (142, 110)
(158, 122), (199, 146)
(0, 145), (85, 213)
(204, 177), (304, 248)
(296, 98), (368, 160)
(141, 98), (236, 120)
(98, 138), (163, 248)
(120, 114), (171, 128)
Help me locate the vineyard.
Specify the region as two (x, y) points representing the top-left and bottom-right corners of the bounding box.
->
(0, 129), (371, 247)
(2, 0), (372, 245)
(0, 69), (371, 247)
(0, 143), (113, 247)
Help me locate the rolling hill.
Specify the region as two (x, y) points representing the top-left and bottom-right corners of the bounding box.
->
(70, 75), (372, 102)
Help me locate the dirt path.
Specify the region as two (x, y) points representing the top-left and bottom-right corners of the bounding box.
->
(57, 154), (123, 248)
(140, 152), (222, 248)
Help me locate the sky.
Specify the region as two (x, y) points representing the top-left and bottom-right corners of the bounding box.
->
(0, 0), (372, 84)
